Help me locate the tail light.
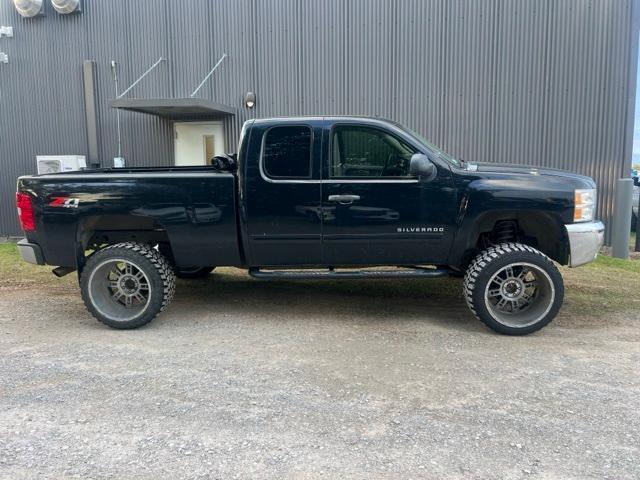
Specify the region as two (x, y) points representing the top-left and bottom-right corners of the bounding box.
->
(16, 192), (36, 231)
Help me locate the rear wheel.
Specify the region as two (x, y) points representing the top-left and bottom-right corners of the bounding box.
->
(174, 266), (215, 279)
(463, 243), (564, 335)
(80, 243), (175, 329)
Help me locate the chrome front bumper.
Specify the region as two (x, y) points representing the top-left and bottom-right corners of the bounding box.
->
(565, 221), (605, 267)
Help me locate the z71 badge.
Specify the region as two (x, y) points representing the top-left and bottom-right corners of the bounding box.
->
(49, 197), (80, 208)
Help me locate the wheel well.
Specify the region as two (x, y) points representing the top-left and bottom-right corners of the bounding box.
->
(460, 213), (569, 268)
(77, 216), (175, 269)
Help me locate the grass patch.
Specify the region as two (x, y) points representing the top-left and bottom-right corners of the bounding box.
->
(560, 254), (640, 316)
(0, 243), (74, 289)
(587, 254), (640, 274)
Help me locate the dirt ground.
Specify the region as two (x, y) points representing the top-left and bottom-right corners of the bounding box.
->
(0, 266), (639, 479)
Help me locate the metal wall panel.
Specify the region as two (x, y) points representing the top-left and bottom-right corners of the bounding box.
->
(392, 0), (444, 145)
(254, 0), (302, 117)
(0, 0), (638, 244)
(0, 2), (89, 237)
(299, 0), (346, 115)
(491, 0), (549, 167)
(342, 0), (395, 118)
(543, 0), (636, 231)
(444, 0), (502, 162)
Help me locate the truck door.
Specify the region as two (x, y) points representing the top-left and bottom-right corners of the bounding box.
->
(244, 120), (323, 266)
(320, 122), (456, 265)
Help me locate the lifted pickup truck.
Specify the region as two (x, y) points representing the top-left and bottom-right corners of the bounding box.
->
(16, 117), (604, 335)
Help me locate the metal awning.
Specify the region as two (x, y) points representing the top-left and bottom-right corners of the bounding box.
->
(109, 98), (235, 120)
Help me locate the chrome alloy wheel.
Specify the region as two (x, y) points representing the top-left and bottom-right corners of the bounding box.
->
(87, 258), (152, 322)
(484, 262), (555, 328)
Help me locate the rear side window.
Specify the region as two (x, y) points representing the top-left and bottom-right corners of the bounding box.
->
(262, 126), (312, 178)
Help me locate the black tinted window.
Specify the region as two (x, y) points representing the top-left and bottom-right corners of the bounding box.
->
(331, 126), (416, 177)
(263, 126), (312, 178)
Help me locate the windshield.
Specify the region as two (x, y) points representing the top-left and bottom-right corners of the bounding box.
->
(400, 126), (462, 167)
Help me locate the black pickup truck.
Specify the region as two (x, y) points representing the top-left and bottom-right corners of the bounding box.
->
(16, 117), (604, 335)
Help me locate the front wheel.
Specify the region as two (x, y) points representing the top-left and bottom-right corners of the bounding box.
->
(80, 242), (176, 329)
(463, 243), (564, 335)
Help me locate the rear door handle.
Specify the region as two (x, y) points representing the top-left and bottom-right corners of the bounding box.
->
(328, 194), (361, 204)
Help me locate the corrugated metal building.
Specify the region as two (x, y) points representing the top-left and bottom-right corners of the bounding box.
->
(0, 0), (638, 241)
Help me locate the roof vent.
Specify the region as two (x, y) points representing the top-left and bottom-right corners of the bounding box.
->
(51, 0), (81, 14)
(12, 0), (44, 18)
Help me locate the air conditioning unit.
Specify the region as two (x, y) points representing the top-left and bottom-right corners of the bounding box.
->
(36, 155), (87, 175)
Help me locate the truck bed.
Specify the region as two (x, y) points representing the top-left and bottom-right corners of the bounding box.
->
(17, 168), (242, 269)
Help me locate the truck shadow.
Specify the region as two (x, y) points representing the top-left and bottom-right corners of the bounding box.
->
(168, 267), (478, 332)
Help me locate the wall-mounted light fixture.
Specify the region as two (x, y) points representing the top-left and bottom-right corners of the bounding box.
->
(51, 0), (82, 15)
(12, 0), (44, 18)
(0, 53), (8, 64)
(245, 91), (256, 108)
(0, 26), (14, 38)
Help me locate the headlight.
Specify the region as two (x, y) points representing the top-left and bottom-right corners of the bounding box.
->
(574, 188), (596, 222)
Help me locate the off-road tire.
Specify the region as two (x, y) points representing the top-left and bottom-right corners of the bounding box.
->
(463, 242), (564, 335)
(80, 242), (176, 329)
(174, 266), (215, 279)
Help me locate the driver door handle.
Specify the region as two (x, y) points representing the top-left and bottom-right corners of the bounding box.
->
(328, 194), (361, 204)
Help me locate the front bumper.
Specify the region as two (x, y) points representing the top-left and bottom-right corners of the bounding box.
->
(17, 238), (45, 265)
(565, 221), (605, 267)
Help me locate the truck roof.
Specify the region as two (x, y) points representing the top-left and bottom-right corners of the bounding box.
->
(250, 116), (399, 127)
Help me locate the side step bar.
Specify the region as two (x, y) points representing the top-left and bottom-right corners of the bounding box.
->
(249, 267), (450, 280)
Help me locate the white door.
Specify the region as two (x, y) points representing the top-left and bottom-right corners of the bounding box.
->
(174, 122), (225, 166)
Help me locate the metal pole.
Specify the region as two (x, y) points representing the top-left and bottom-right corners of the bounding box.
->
(110, 61), (122, 159)
(611, 178), (633, 259)
(82, 61), (100, 168)
(636, 203), (640, 252)
(631, 177), (640, 252)
(190, 53), (227, 98)
(117, 57), (165, 98)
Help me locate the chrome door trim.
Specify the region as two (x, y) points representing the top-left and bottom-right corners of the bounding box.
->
(322, 178), (419, 184)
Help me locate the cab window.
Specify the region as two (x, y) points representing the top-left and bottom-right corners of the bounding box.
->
(330, 126), (417, 177)
(262, 126), (312, 178)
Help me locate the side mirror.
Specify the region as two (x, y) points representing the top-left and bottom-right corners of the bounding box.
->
(409, 153), (436, 180)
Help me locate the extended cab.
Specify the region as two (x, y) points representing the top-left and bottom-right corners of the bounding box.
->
(16, 117), (604, 335)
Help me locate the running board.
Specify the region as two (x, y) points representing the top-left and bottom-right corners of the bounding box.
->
(248, 267), (449, 280)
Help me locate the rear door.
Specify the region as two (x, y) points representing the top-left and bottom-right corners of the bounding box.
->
(174, 122), (225, 165)
(244, 120), (323, 266)
(320, 122), (456, 265)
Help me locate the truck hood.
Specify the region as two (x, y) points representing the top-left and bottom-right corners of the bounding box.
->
(465, 161), (596, 188)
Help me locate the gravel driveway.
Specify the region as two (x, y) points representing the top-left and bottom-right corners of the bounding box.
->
(0, 269), (638, 479)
